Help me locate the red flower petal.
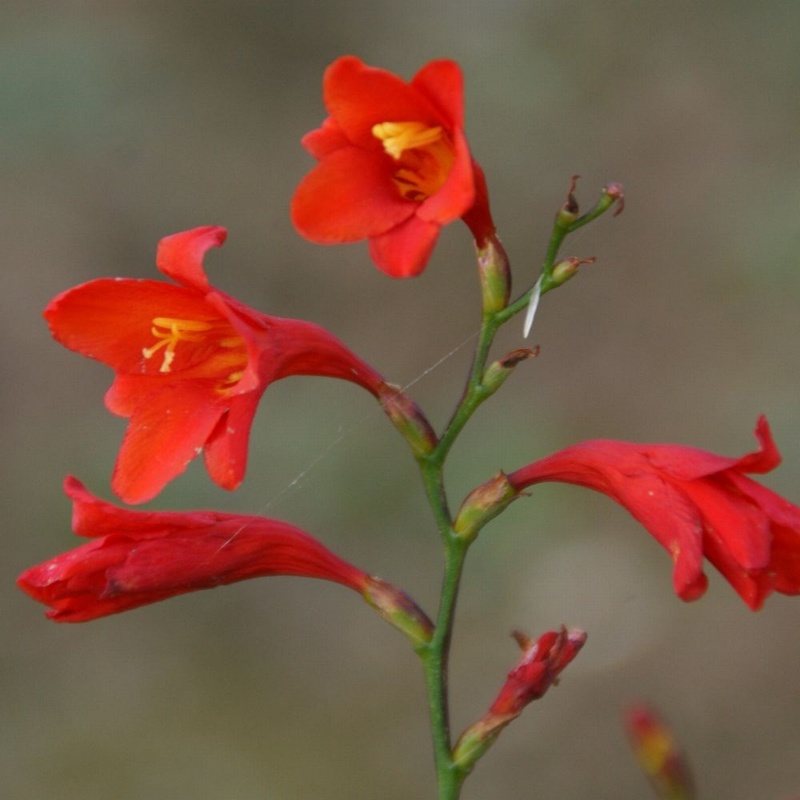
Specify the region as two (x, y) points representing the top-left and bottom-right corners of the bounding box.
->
(301, 117), (350, 159)
(111, 382), (227, 504)
(368, 214), (441, 278)
(417, 127), (475, 224)
(45, 227), (386, 502)
(411, 59), (465, 129)
(324, 56), (445, 148)
(507, 419), (800, 608)
(18, 479), (371, 623)
(291, 147), (412, 242)
(45, 279), (213, 374)
(202, 393), (260, 491)
(155, 225), (227, 289)
(292, 56), (491, 277)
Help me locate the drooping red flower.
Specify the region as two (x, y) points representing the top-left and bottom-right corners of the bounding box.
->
(44, 226), (387, 504)
(17, 477), (430, 628)
(508, 416), (800, 609)
(291, 56), (496, 278)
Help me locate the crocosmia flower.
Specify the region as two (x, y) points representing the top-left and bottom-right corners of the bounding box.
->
(508, 417), (800, 610)
(291, 56), (495, 277)
(17, 477), (423, 625)
(44, 226), (386, 504)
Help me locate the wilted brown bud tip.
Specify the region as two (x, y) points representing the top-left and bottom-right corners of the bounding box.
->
(555, 174), (581, 228)
(500, 347), (539, 369)
(551, 256), (596, 286)
(604, 182), (625, 216)
(565, 174), (580, 214)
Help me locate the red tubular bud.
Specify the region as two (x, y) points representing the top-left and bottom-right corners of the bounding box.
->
(624, 704), (695, 800)
(488, 626), (586, 716)
(453, 626), (586, 770)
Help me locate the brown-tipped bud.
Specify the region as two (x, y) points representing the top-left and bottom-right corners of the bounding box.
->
(482, 347), (539, 395)
(551, 256), (596, 287)
(477, 233), (512, 314)
(555, 174), (581, 229)
(379, 384), (438, 457)
(362, 577), (434, 649)
(624, 704), (695, 800)
(604, 182), (625, 216)
(453, 626), (586, 771)
(453, 472), (519, 542)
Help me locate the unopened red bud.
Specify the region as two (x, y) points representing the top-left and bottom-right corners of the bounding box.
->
(482, 347), (539, 395)
(551, 256), (596, 287)
(453, 472), (518, 542)
(489, 626), (586, 716)
(379, 385), (438, 457)
(453, 626), (586, 771)
(624, 704), (695, 800)
(363, 577), (434, 648)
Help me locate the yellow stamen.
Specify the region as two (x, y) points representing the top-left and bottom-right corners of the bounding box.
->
(219, 370), (245, 391)
(142, 317), (214, 373)
(372, 121), (444, 160)
(372, 120), (456, 202)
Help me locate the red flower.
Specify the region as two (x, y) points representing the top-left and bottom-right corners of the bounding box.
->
(18, 477), (373, 623)
(291, 56), (495, 278)
(44, 226), (386, 504)
(508, 417), (800, 609)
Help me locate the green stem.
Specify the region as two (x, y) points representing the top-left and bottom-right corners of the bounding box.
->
(416, 232), (566, 798)
(413, 185), (621, 798)
(415, 310), (505, 799)
(437, 316), (501, 462)
(419, 532), (470, 799)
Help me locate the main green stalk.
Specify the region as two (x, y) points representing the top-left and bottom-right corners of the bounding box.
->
(411, 184), (621, 799)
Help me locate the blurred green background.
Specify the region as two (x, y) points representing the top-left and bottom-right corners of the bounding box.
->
(4, 2), (800, 798)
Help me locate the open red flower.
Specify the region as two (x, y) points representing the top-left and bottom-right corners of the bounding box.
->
(508, 417), (800, 609)
(291, 56), (495, 278)
(17, 477), (429, 627)
(44, 226), (387, 504)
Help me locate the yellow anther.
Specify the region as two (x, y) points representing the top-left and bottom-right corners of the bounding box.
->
(372, 120), (455, 202)
(372, 121), (444, 160)
(142, 317), (214, 373)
